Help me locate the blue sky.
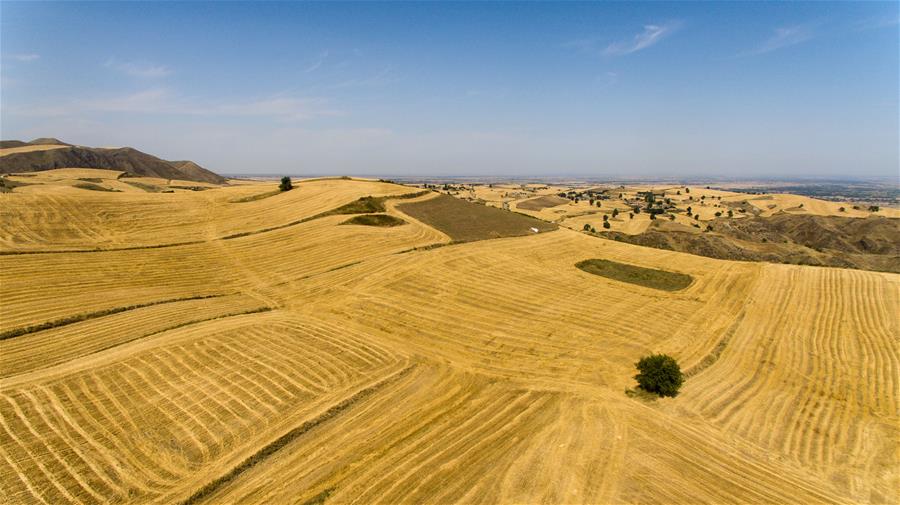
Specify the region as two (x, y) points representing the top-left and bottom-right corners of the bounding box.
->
(1, 1), (897, 178)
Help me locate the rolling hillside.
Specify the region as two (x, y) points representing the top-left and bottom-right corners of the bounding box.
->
(0, 178), (897, 504)
(0, 139), (225, 184)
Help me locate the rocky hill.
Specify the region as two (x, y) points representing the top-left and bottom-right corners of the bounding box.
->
(0, 139), (225, 184)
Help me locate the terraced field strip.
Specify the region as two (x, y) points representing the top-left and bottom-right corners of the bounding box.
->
(180, 364), (416, 505)
(284, 230), (748, 390)
(0, 293), (229, 340)
(677, 264), (900, 502)
(0, 293), (268, 378)
(1, 314), (403, 504)
(0, 243), (243, 330)
(0, 179), (418, 252)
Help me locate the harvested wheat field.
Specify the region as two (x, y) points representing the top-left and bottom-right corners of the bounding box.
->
(1, 177), (898, 505)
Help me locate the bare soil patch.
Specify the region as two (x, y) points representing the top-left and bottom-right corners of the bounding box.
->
(398, 194), (557, 242)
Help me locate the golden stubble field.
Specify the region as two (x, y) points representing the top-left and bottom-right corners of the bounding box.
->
(0, 171), (897, 504)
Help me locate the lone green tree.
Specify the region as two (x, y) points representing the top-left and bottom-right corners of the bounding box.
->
(279, 176), (293, 192)
(634, 354), (683, 397)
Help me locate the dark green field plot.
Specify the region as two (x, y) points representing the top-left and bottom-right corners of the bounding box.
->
(576, 259), (693, 291)
(340, 214), (407, 227)
(397, 194), (557, 242)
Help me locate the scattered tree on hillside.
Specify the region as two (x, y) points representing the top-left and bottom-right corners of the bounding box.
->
(649, 213), (656, 220)
(583, 223), (591, 231)
(279, 176), (293, 192)
(869, 205), (880, 212)
(727, 210), (733, 218)
(629, 212), (634, 220)
(633, 207), (641, 214)
(685, 187), (690, 193)
(706, 224), (713, 232)
(603, 214), (609, 222)
(634, 354), (683, 397)
(714, 211), (722, 217)
(669, 214), (675, 221)
(838, 207), (845, 212)
(603, 221), (611, 229)
(612, 208), (619, 218)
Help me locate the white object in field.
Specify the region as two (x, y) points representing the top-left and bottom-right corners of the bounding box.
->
(530, 227), (539, 233)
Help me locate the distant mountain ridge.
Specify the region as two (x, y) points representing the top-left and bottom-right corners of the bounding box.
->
(0, 138), (226, 184)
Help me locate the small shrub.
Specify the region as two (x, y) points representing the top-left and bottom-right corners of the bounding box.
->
(629, 212), (634, 220)
(612, 208), (619, 218)
(868, 205), (880, 212)
(583, 223), (591, 231)
(603, 221), (610, 229)
(279, 176), (293, 192)
(634, 354), (683, 397)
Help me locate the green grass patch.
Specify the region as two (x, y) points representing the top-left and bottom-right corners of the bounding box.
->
(324, 196), (386, 215)
(74, 182), (120, 192)
(340, 214), (407, 227)
(575, 259), (693, 291)
(221, 191), (428, 240)
(170, 185), (211, 191)
(0, 178), (34, 193)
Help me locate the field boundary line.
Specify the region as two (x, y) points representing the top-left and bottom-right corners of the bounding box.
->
(0, 191), (431, 254)
(684, 308), (747, 378)
(0, 293), (231, 340)
(179, 364), (416, 505)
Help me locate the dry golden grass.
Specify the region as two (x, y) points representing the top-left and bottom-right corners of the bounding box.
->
(1, 177), (897, 504)
(0, 145), (69, 157)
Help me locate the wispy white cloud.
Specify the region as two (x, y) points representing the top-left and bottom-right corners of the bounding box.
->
(16, 88), (342, 121)
(9, 53), (40, 62)
(747, 25), (814, 55)
(305, 51), (329, 73)
(104, 58), (172, 78)
(604, 22), (681, 56)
